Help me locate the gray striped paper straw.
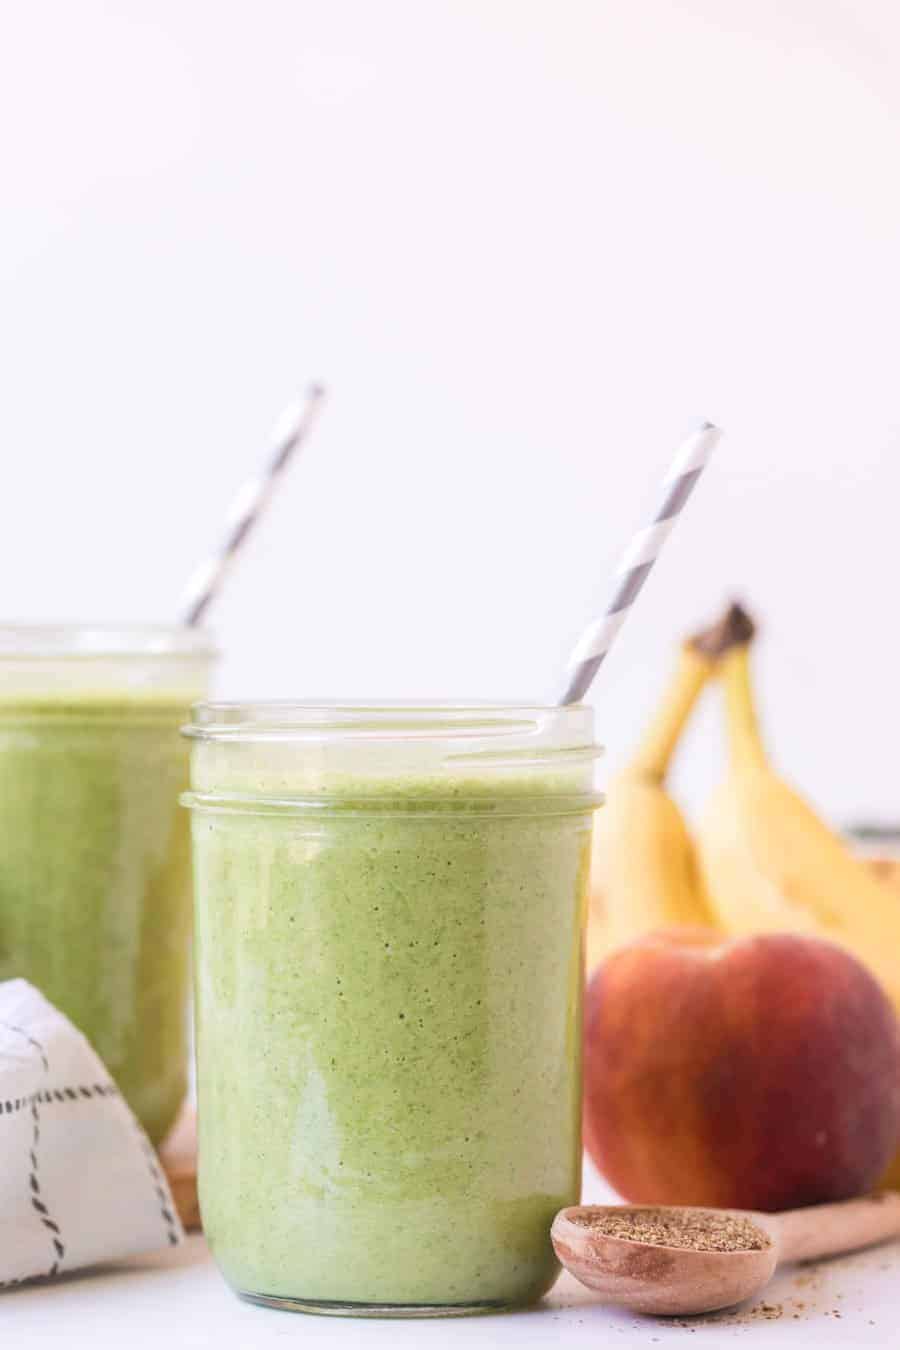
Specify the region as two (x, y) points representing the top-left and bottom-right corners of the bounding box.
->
(557, 420), (721, 705)
(180, 383), (327, 626)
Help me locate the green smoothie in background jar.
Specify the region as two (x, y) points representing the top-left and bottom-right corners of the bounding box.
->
(184, 702), (600, 1315)
(0, 626), (213, 1143)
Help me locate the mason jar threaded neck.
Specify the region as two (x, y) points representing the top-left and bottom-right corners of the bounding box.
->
(182, 701), (603, 814)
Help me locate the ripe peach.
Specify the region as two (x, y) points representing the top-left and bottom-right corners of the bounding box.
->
(583, 928), (900, 1211)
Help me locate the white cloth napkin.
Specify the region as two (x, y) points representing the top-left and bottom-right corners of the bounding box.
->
(0, 979), (183, 1287)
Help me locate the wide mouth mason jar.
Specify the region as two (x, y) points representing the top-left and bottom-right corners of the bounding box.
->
(0, 624), (214, 1144)
(183, 702), (602, 1316)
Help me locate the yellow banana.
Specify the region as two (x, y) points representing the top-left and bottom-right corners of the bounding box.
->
(698, 625), (900, 1009)
(587, 640), (719, 970)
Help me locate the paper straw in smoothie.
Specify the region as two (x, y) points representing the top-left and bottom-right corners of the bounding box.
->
(180, 382), (327, 626)
(557, 420), (721, 705)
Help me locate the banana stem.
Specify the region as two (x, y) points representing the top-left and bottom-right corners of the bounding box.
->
(626, 646), (713, 781)
(721, 644), (769, 770)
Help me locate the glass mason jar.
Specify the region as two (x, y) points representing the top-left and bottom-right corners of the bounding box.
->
(0, 625), (214, 1143)
(183, 702), (601, 1316)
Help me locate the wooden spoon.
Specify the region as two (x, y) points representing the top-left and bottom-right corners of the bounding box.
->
(551, 1195), (900, 1316)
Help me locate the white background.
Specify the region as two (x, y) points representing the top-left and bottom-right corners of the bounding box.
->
(2, 0), (898, 823)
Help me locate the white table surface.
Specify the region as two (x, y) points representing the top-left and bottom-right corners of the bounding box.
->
(10, 1162), (900, 1346)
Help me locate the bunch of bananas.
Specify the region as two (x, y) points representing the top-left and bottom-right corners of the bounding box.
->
(588, 603), (900, 1010)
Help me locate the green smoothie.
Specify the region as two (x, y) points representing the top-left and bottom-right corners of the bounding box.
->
(0, 664), (205, 1144)
(0, 623), (211, 1139)
(188, 705), (598, 1314)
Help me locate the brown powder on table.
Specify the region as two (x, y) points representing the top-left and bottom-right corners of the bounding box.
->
(570, 1208), (770, 1253)
(673, 1301), (784, 1329)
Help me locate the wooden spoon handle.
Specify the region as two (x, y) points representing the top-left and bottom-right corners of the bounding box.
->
(773, 1192), (900, 1264)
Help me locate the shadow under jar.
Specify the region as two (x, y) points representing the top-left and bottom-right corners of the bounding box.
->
(183, 702), (602, 1316)
(0, 625), (214, 1144)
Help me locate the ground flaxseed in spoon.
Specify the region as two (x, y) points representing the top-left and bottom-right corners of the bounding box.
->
(570, 1209), (770, 1253)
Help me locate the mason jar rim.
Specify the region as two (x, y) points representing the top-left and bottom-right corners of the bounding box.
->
(0, 623), (217, 660)
(184, 700), (595, 745)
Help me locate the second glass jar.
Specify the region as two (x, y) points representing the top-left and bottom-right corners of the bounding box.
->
(0, 624), (213, 1143)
